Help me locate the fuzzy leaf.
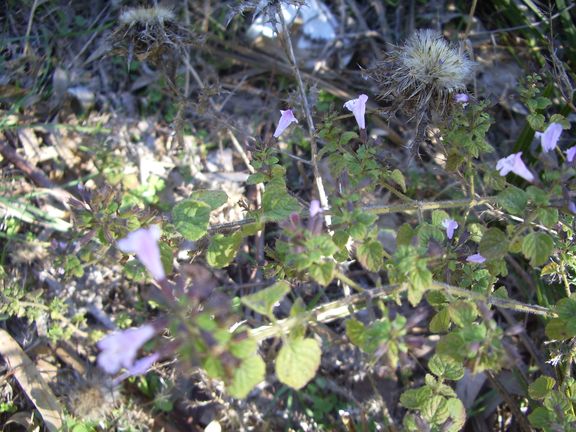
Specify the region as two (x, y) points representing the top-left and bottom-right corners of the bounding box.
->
(429, 308), (451, 333)
(241, 280), (290, 318)
(172, 199), (211, 241)
(357, 239), (384, 272)
(345, 319), (366, 347)
(207, 233), (242, 269)
(479, 227), (508, 260)
(390, 169), (407, 192)
(275, 337), (321, 390)
(428, 354), (464, 381)
(228, 354), (265, 399)
(421, 395), (450, 425)
(528, 376), (556, 400)
(191, 190), (228, 210)
(522, 232), (554, 267)
(309, 261), (335, 286)
(498, 187), (527, 215)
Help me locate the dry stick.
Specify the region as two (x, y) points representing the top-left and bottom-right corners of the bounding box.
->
(276, 6), (332, 227)
(23, 0), (40, 56)
(485, 370), (533, 432)
(249, 281), (553, 342)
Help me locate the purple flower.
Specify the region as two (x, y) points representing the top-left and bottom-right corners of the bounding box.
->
(441, 218), (458, 240)
(454, 93), (469, 103)
(566, 146), (576, 163)
(569, 202), (576, 215)
(273, 109), (298, 138)
(466, 253), (486, 264)
(309, 200), (321, 218)
(344, 94), (368, 130)
(117, 225), (165, 281)
(97, 324), (156, 374)
(496, 152), (534, 183)
(539, 123), (563, 153)
(113, 352), (161, 385)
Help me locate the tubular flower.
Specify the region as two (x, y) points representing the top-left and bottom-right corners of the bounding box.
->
(466, 253), (486, 264)
(97, 324), (156, 375)
(539, 123), (563, 153)
(566, 146), (576, 163)
(442, 218), (458, 240)
(113, 352), (161, 384)
(117, 225), (165, 281)
(454, 93), (469, 103)
(273, 109), (298, 138)
(496, 152), (534, 183)
(344, 94), (368, 130)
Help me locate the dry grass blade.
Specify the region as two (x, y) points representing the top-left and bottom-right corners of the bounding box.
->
(0, 329), (64, 432)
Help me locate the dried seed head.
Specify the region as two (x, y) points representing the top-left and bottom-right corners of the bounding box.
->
(368, 29), (475, 120)
(119, 6), (176, 25)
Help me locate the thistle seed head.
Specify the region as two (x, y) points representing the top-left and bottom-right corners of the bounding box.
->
(119, 6), (176, 26)
(368, 29), (475, 120)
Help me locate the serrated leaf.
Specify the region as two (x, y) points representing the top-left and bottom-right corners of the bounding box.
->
(407, 261), (432, 306)
(357, 239), (384, 272)
(498, 187), (527, 215)
(400, 387), (433, 410)
(228, 354), (265, 399)
(191, 190), (228, 210)
(479, 227), (508, 260)
(309, 261), (335, 286)
(172, 199), (211, 241)
(339, 131), (358, 146)
(390, 169), (406, 192)
(522, 232), (554, 267)
(429, 308), (451, 333)
(246, 172), (268, 185)
(261, 188), (301, 222)
(445, 398), (466, 432)
(229, 336), (258, 360)
(537, 208), (558, 228)
(556, 298), (576, 321)
(207, 233), (242, 268)
(396, 223), (415, 247)
(275, 337), (321, 390)
(528, 407), (554, 429)
(421, 395), (450, 425)
(527, 113), (545, 131)
(428, 354), (464, 381)
(448, 301), (478, 327)
(345, 319), (366, 347)
(241, 280), (290, 318)
(431, 210), (450, 226)
(528, 376), (556, 400)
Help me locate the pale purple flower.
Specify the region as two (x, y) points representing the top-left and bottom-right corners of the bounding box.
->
(97, 324), (156, 374)
(344, 94), (368, 130)
(113, 352), (161, 385)
(273, 109), (298, 138)
(454, 93), (469, 103)
(117, 225), (165, 281)
(566, 146), (576, 163)
(466, 253), (486, 264)
(442, 218), (458, 240)
(569, 202), (576, 215)
(539, 123), (563, 153)
(309, 200), (321, 218)
(496, 152), (534, 183)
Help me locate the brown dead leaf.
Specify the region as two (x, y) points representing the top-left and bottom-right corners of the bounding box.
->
(0, 329), (64, 432)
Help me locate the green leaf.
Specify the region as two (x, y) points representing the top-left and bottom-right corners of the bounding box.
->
(431, 210), (450, 227)
(172, 199), (211, 241)
(396, 223), (415, 247)
(390, 169), (407, 193)
(246, 172), (268, 185)
(428, 354), (465, 381)
(261, 188), (301, 222)
(207, 233), (242, 268)
(407, 261), (432, 306)
(528, 407), (554, 429)
(241, 280), (291, 318)
(159, 242), (174, 276)
(421, 395), (450, 425)
(191, 190), (228, 210)
(448, 301), (478, 327)
(275, 337), (321, 390)
(537, 208), (558, 228)
(309, 261), (335, 286)
(556, 298), (576, 321)
(429, 308), (451, 333)
(339, 131), (358, 146)
(498, 187), (528, 215)
(229, 336), (258, 360)
(445, 398), (467, 432)
(357, 239), (384, 272)
(479, 228), (508, 260)
(400, 386), (433, 410)
(527, 113), (545, 131)
(528, 376), (556, 400)
(345, 319), (366, 347)
(522, 232), (554, 266)
(228, 354), (265, 399)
